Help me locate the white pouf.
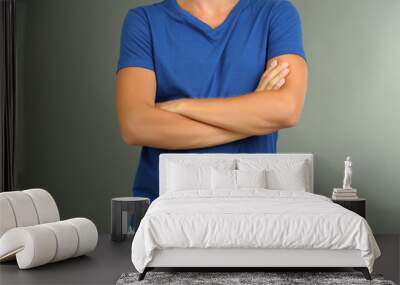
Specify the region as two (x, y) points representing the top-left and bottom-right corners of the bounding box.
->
(0, 189), (98, 269)
(0, 218), (98, 269)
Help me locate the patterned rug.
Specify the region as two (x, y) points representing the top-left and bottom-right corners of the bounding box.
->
(116, 271), (396, 285)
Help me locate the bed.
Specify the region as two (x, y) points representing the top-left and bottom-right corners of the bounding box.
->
(131, 153), (381, 281)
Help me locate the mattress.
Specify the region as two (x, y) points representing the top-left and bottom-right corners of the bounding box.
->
(131, 189), (380, 273)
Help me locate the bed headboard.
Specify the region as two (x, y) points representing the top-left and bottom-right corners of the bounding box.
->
(159, 153), (314, 195)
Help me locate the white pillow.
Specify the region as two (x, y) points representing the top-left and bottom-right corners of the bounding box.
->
(211, 168), (268, 190)
(166, 160), (235, 192)
(237, 158), (309, 191)
(237, 169), (267, 189)
(211, 168), (236, 190)
(266, 166), (307, 191)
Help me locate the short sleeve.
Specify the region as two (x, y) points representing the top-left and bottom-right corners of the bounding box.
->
(116, 8), (155, 73)
(267, 1), (306, 61)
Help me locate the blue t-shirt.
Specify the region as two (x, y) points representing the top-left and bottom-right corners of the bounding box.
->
(116, 0), (306, 201)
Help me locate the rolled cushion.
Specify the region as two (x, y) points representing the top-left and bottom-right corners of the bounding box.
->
(0, 218), (98, 269)
(42, 221), (79, 262)
(0, 189), (60, 239)
(0, 191), (39, 227)
(66, 218), (98, 257)
(0, 225), (57, 268)
(23, 188), (60, 224)
(0, 196), (17, 237)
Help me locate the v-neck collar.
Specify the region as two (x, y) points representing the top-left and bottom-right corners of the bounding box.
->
(169, 0), (248, 34)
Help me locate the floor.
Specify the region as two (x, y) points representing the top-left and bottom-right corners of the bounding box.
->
(0, 234), (399, 285)
(0, 234), (134, 285)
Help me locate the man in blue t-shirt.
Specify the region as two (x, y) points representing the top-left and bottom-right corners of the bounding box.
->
(115, 0), (308, 201)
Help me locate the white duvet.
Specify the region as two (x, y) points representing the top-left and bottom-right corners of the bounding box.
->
(131, 190), (380, 273)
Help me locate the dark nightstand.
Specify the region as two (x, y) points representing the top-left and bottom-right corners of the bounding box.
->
(332, 198), (366, 218)
(111, 197), (150, 242)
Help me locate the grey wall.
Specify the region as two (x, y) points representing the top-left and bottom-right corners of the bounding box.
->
(282, 0), (400, 234)
(15, 0), (144, 232)
(15, 0), (400, 233)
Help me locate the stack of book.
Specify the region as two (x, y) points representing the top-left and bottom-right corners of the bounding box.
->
(332, 188), (358, 200)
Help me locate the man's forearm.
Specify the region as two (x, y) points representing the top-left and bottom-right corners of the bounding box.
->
(121, 106), (253, 150)
(158, 55), (307, 136)
(161, 90), (300, 136)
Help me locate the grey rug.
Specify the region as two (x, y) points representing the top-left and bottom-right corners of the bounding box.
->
(116, 271), (396, 285)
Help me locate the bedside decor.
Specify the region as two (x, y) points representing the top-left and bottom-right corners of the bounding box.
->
(332, 156), (358, 200)
(111, 197), (150, 242)
(332, 188), (358, 200)
(343, 156), (353, 189)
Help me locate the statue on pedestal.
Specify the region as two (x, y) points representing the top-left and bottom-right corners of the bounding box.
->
(342, 156), (352, 190)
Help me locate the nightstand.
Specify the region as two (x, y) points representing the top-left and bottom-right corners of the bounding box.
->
(332, 198), (366, 218)
(111, 197), (150, 242)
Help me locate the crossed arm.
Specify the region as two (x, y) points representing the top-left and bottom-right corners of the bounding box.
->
(116, 54), (307, 149)
(116, 66), (249, 149)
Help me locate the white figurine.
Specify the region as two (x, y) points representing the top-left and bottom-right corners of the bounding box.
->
(342, 156), (352, 189)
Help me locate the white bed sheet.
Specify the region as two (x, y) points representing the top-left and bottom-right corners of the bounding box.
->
(131, 190), (380, 273)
